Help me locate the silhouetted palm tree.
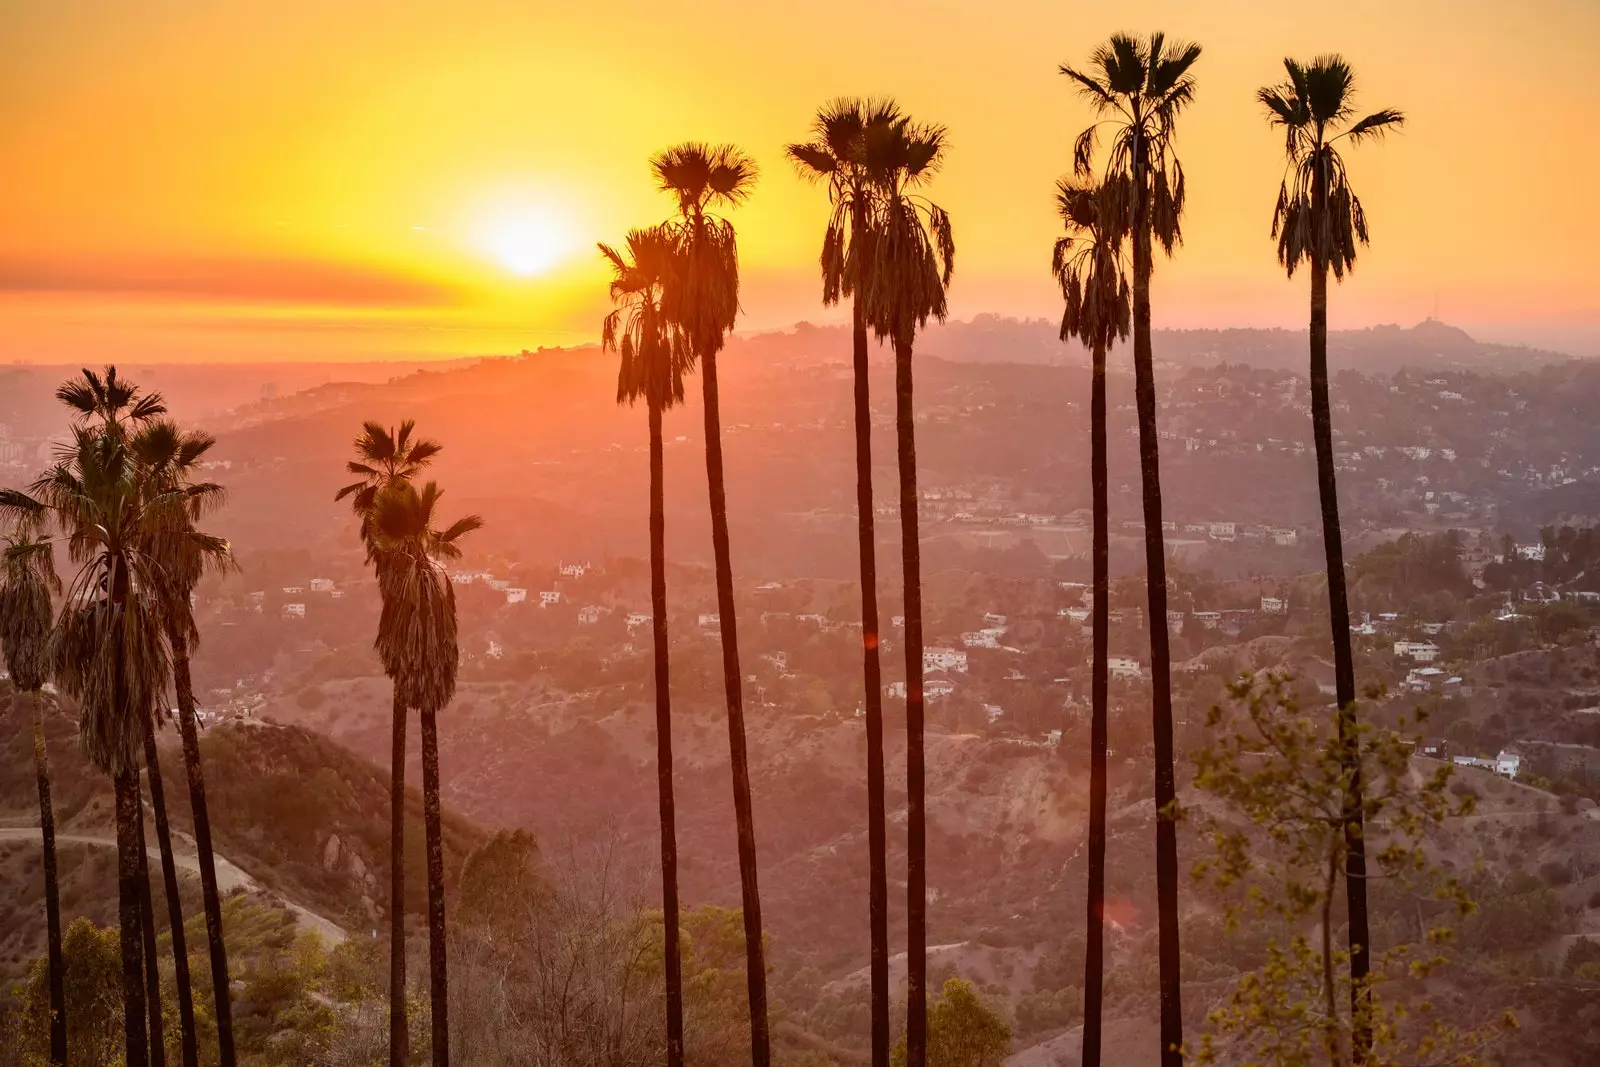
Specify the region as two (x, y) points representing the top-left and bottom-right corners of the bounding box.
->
(1, 526), (67, 1067)
(371, 479), (481, 1067)
(787, 96), (903, 1067)
(1260, 54), (1403, 1059)
(1052, 176), (1130, 1067)
(859, 113), (954, 1067)
(128, 420), (231, 1067)
(601, 226), (693, 1067)
(652, 140), (771, 1065)
(4, 428), (195, 1067)
(337, 419), (442, 1067)
(1062, 35), (1200, 1066)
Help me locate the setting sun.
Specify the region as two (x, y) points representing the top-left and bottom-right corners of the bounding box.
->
(477, 205), (577, 278)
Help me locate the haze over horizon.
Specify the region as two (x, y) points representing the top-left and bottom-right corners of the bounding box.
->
(3, 0), (1598, 363)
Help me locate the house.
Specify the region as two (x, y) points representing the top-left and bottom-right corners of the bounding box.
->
(1045, 729), (1063, 747)
(923, 647), (969, 673)
(1260, 596), (1287, 615)
(248, 591), (265, 604)
(282, 585), (304, 595)
(1406, 666), (1446, 691)
(699, 613), (721, 629)
(489, 579), (511, 592)
(1059, 607), (1089, 623)
(309, 578), (335, 594)
(559, 561), (591, 579)
(281, 603), (306, 619)
(1420, 738), (1450, 759)
(506, 588), (528, 605)
(1521, 582), (1560, 604)
(1192, 611), (1222, 630)
(1208, 522), (1236, 542)
(1393, 640), (1439, 663)
(1108, 656), (1143, 681)
(924, 674), (956, 702)
(1496, 750), (1522, 778)
(983, 704), (1005, 724)
(539, 590), (561, 606)
(762, 651), (788, 671)
(1516, 543), (1546, 562)
(962, 630), (999, 649)
(982, 613), (1008, 628)
(577, 605), (602, 625)
(1420, 621), (1446, 636)
(1272, 528), (1298, 547)
(626, 612), (651, 629)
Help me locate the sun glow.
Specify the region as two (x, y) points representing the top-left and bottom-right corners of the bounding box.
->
(478, 205), (578, 278)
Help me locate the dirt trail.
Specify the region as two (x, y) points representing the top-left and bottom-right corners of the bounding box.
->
(0, 825), (347, 944)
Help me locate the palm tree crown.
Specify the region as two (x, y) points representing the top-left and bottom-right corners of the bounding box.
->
(129, 420), (233, 640)
(1259, 55), (1404, 279)
(860, 118), (955, 345)
(0, 527), (60, 692)
(1061, 32), (1201, 253)
(601, 227), (694, 411)
(55, 366), (167, 434)
(786, 98), (905, 306)
(651, 142), (757, 360)
(335, 420), (443, 556)
(1052, 177), (1132, 351)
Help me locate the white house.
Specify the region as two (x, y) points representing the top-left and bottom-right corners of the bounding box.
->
(282, 585), (304, 595)
(1208, 522), (1237, 542)
(1108, 656), (1143, 681)
(1260, 596), (1287, 615)
(1192, 611), (1222, 630)
(505, 588), (528, 605)
(1393, 640), (1439, 663)
(539, 590), (561, 606)
(626, 611), (651, 629)
(1273, 528), (1299, 547)
(1495, 750), (1522, 778)
(1059, 607), (1090, 623)
(698, 613), (720, 629)
(1516, 543), (1546, 562)
(281, 603), (306, 619)
(577, 605), (602, 625)
(309, 578), (335, 594)
(923, 647), (968, 674)
(983, 704), (1005, 724)
(489, 579), (511, 592)
(925, 675), (956, 701)
(559, 561), (591, 579)
(982, 613), (1008, 628)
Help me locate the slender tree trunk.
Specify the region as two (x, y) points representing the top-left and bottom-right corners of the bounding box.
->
(134, 792), (167, 1067)
(895, 332), (928, 1067)
(1133, 136), (1184, 1067)
(1309, 150), (1371, 1059)
(142, 715), (200, 1067)
(168, 628), (236, 1067)
(699, 346), (770, 1065)
(116, 770), (151, 1067)
(389, 689), (409, 1067)
(31, 694), (68, 1066)
(1082, 337), (1110, 1067)
(649, 396), (685, 1067)
(420, 708), (449, 1066)
(852, 292), (891, 1067)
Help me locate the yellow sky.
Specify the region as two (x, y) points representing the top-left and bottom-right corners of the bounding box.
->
(2, 0), (1597, 361)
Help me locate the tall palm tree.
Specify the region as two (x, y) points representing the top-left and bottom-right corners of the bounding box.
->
(370, 479), (481, 1067)
(1061, 34), (1201, 1067)
(787, 96), (903, 1067)
(651, 140), (771, 1064)
(601, 226), (693, 1067)
(1259, 55), (1403, 1059)
(336, 420), (441, 1067)
(1052, 176), (1130, 1067)
(0, 526), (67, 1067)
(129, 420), (237, 1067)
(859, 113), (954, 1067)
(4, 428), (193, 1067)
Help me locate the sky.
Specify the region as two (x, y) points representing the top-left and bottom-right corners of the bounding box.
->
(2, 0), (1598, 363)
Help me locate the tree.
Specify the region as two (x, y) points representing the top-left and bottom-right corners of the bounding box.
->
(1190, 675), (1511, 1067)
(129, 419), (239, 1067)
(1259, 56), (1404, 1059)
(3, 426), (195, 1067)
(1061, 33), (1201, 1065)
(653, 140), (772, 1066)
(335, 419), (442, 1067)
(788, 95), (905, 1067)
(1, 524), (68, 1066)
(860, 111), (954, 1067)
(370, 478), (481, 1066)
(1051, 175), (1130, 1067)
(602, 225), (694, 1067)
(11, 917), (129, 1065)
(891, 978), (1011, 1067)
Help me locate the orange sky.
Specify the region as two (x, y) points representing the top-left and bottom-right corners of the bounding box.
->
(2, 0), (1597, 362)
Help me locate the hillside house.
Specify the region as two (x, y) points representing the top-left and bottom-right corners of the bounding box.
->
(281, 603), (306, 619)
(282, 585), (304, 595)
(1272, 528), (1298, 546)
(1108, 656), (1143, 681)
(1393, 640), (1439, 663)
(310, 578), (335, 594)
(577, 605), (601, 625)
(1060, 607), (1089, 622)
(1209, 522), (1236, 541)
(924, 647), (969, 673)
(1192, 611), (1222, 630)
(559, 561), (591, 579)
(984, 704), (1005, 724)
(1261, 596), (1287, 614)
(506, 588), (528, 605)
(1517, 543), (1546, 561)
(626, 612), (650, 629)
(539, 590), (561, 606)
(698, 613), (720, 629)
(1452, 750), (1521, 779)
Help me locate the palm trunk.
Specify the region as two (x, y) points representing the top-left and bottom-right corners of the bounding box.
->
(31, 694), (68, 1067)
(1082, 337), (1110, 1067)
(894, 332), (928, 1067)
(649, 396), (686, 1067)
(168, 627), (236, 1067)
(134, 791), (167, 1067)
(698, 346), (771, 1064)
(420, 708), (449, 1066)
(1309, 152), (1371, 1057)
(389, 689), (409, 1067)
(1133, 136), (1184, 1067)
(116, 770), (151, 1067)
(142, 715), (200, 1067)
(852, 289), (891, 1067)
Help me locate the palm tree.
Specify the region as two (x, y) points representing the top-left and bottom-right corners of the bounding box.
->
(601, 226), (693, 1067)
(336, 420), (441, 1067)
(129, 420), (237, 1067)
(1259, 55), (1404, 1059)
(0, 526), (67, 1066)
(1061, 34), (1201, 1066)
(1051, 176), (1130, 1067)
(370, 479), (481, 1067)
(4, 428), (192, 1067)
(651, 140), (771, 1065)
(787, 97), (903, 1067)
(859, 113), (954, 1067)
